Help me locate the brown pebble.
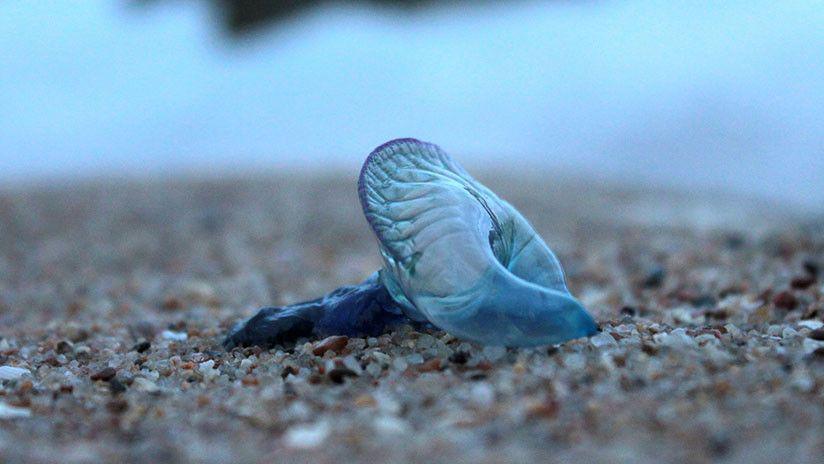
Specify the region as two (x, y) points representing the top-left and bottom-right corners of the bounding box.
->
(161, 296), (183, 311)
(808, 328), (824, 341)
(475, 361), (493, 371)
(417, 358), (443, 373)
(243, 346), (263, 357)
(312, 335), (349, 356)
(241, 375), (259, 386)
(773, 291), (798, 310)
(106, 398), (129, 414)
(525, 399), (559, 419)
(641, 343), (658, 356)
(714, 380), (732, 396)
(17, 380), (33, 394)
(706, 308), (730, 320)
(280, 365), (299, 378)
(90, 367), (117, 381)
(354, 394), (377, 407)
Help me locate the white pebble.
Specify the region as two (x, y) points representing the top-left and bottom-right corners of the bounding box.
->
(0, 402), (31, 419)
(469, 382), (495, 408)
(374, 391), (402, 415)
(564, 353), (587, 371)
(371, 351), (391, 366)
(653, 328), (695, 347)
(589, 332), (618, 348)
(198, 360), (220, 381)
(798, 320), (824, 330)
(373, 416), (409, 435)
(392, 357), (408, 371)
(415, 334), (436, 350)
(239, 358), (254, 371)
(803, 338), (824, 355)
(365, 362), (382, 377)
(283, 421), (329, 449)
(724, 324), (742, 338)
(0, 365), (30, 381)
(791, 368), (814, 393)
(133, 377), (160, 393)
(161, 330), (187, 342)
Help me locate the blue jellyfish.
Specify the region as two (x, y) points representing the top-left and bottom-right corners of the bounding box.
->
(224, 139), (597, 348)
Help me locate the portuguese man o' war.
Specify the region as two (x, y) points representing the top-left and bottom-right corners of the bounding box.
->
(224, 138), (598, 349)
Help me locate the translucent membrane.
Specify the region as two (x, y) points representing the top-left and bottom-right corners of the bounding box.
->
(358, 139), (597, 346)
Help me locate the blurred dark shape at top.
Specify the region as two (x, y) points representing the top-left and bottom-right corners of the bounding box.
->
(137, 0), (479, 36)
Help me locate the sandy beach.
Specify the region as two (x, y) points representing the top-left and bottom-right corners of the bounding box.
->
(1, 173), (822, 463)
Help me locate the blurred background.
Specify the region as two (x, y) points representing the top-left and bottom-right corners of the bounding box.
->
(1, 0), (821, 211)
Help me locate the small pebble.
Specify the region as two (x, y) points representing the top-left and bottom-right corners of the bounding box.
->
(803, 260), (820, 277)
(328, 367), (358, 384)
(106, 398), (129, 414)
(133, 377), (160, 393)
(469, 382), (495, 408)
(590, 332), (618, 348)
(653, 328), (695, 347)
(312, 335), (349, 356)
(132, 341), (151, 353)
(354, 394), (377, 407)
(448, 351), (470, 364)
(417, 358), (442, 372)
(90, 367), (117, 382)
(0, 366), (30, 381)
(799, 320), (824, 330)
(239, 358), (254, 371)
(55, 340), (74, 354)
(0, 402), (31, 419)
(620, 306), (637, 317)
(198, 360), (220, 381)
(790, 276), (815, 289)
(642, 267), (666, 288)
(373, 416), (409, 434)
(808, 328), (824, 341)
(283, 422), (329, 449)
(161, 330), (188, 342)
(109, 379), (127, 394)
(773, 291), (798, 310)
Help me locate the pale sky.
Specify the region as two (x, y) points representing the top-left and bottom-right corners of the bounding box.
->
(1, 0), (821, 210)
